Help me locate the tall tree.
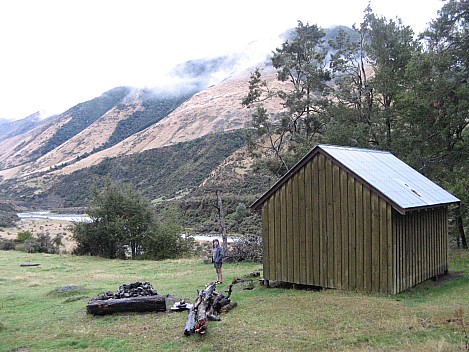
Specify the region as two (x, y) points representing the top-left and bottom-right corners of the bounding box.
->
(363, 6), (417, 148)
(326, 6), (418, 149)
(216, 190), (228, 249)
(242, 21), (331, 176)
(327, 24), (376, 146)
(396, 0), (468, 247)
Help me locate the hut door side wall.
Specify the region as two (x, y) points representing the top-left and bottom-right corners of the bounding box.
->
(262, 155), (329, 286)
(392, 207), (448, 293)
(348, 179), (393, 294)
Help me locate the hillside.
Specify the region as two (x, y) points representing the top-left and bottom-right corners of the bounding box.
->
(0, 86), (198, 179)
(0, 111), (51, 142)
(0, 200), (21, 227)
(0, 63), (286, 210)
(30, 130), (252, 208)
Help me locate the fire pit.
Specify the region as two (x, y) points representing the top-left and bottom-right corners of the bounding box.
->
(86, 281), (166, 315)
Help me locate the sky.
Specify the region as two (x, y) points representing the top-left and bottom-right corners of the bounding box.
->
(0, 0), (445, 121)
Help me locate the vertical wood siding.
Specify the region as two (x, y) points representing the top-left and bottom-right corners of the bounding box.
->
(392, 207), (448, 293)
(261, 153), (449, 294)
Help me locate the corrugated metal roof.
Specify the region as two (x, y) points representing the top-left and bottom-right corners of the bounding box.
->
(319, 145), (460, 212)
(251, 144), (460, 213)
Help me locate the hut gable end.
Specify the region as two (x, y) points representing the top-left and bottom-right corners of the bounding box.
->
(251, 144), (460, 213)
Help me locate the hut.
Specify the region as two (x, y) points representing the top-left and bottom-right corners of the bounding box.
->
(251, 145), (460, 294)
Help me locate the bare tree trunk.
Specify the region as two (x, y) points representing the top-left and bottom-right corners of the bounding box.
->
(455, 204), (468, 249)
(216, 190), (228, 249)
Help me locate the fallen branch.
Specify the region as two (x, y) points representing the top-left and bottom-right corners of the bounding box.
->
(184, 282), (235, 336)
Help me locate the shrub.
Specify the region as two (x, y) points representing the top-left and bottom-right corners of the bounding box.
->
(227, 234), (262, 262)
(0, 239), (16, 250)
(18, 234), (58, 254)
(16, 230), (34, 243)
(72, 180), (194, 260)
(142, 222), (195, 260)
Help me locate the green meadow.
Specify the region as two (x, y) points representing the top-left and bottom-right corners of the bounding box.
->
(0, 250), (468, 351)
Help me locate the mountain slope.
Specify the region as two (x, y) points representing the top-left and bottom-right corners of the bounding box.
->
(0, 63), (285, 207)
(32, 130), (248, 207)
(0, 86), (198, 180)
(51, 66), (287, 177)
(0, 29), (305, 207)
(0, 111), (51, 142)
(36, 87), (132, 157)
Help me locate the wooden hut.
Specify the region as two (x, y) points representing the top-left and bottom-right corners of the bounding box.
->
(251, 145), (460, 294)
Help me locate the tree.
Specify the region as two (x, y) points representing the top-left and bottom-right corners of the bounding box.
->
(326, 6), (418, 149)
(73, 180), (195, 259)
(326, 24), (376, 147)
(73, 181), (155, 259)
(363, 6), (417, 149)
(396, 0), (468, 248)
(216, 190), (228, 249)
(271, 21), (332, 144)
(242, 21), (332, 176)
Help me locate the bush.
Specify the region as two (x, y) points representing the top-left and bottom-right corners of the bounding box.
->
(18, 234), (58, 254)
(227, 234), (262, 262)
(72, 180), (194, 260)
(142, 222), (195, 260)
(16, 230), (34, 243)
(0, 239), (16, 250)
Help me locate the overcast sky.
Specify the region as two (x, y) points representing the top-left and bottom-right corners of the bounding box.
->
(0, 0), (444, 121)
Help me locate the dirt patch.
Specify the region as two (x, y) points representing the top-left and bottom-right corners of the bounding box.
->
(429, 272), (464, 287)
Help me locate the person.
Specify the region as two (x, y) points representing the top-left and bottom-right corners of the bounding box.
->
(212, 238), (224, 284)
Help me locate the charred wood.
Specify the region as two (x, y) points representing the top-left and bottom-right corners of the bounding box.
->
(86, 295), (166, 315)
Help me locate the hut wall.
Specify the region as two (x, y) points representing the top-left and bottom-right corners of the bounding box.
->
(262, 153), (395, 293)
(392, 207), (448, 293)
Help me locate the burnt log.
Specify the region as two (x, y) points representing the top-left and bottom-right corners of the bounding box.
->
(207, 313), (221, 321)
(86, 295), (166, 315)
(203, 282), (216, 300)
(208, 292), (223, 316)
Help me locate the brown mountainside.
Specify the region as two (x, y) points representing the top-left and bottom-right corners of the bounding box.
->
(0, 64), (286, 205)
(57, 67), (287, 176)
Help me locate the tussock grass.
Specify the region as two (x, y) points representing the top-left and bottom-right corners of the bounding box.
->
(0, 250), (468, 351)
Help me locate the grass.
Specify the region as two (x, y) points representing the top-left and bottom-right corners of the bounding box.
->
(0, 250), (468, 352)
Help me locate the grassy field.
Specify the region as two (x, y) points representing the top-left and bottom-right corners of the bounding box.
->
(0, 250), (468, 352)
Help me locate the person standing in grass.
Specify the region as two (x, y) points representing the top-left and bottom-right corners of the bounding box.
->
(212, 238), (224, 284)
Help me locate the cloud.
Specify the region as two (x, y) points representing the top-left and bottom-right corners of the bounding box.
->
(0, 0), (443, 120)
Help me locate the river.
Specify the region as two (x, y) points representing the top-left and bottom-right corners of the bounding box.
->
(17, 212), (235, 242)
(17, 211), (91, 222)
